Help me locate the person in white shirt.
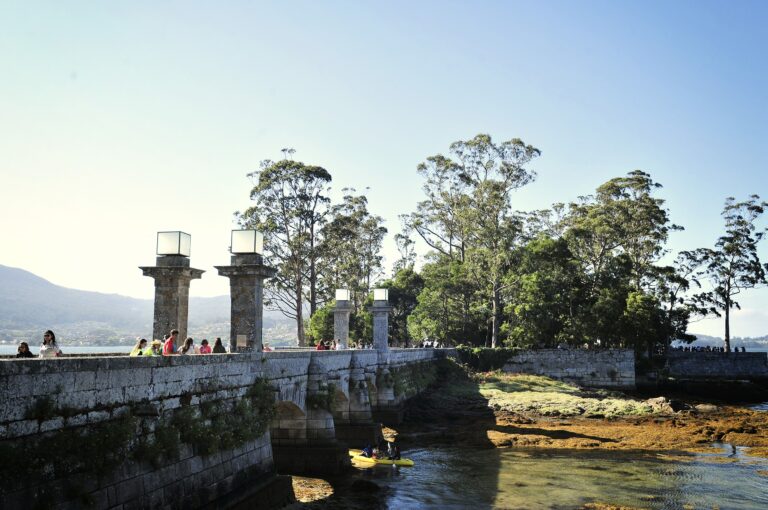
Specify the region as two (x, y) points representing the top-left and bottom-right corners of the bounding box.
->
(39, 330), (62, 358)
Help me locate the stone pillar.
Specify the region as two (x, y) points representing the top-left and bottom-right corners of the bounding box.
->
(370, 300), (392, 352)
(333, 299), (352, 348)
(140, 255), (204, 343)
(215, 253), (277, 352)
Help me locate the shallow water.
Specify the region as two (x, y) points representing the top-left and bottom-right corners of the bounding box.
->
(304, 445), (768, 509)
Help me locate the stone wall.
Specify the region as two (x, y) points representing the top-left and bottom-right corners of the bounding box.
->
(665, 351), (768, 380)
(503, 349), (636, 389)
(0, 347), (453, 506)
(0, 353), (290, 510)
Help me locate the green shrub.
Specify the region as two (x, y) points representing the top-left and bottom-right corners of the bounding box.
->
(455, 345), (519, 371)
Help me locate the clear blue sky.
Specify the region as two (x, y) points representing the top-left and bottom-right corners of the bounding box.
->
(1, 1), (766, 337)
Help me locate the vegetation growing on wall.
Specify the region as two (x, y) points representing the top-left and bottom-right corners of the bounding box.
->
(455, 345), (519, 371)
(0, 415), (137, 492)
(306, 383), (336, 411)
(391, 363), (439, 398)
(0, 378), (277, 500)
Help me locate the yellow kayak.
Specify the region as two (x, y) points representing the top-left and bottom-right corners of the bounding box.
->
(348, 449), (415, 467)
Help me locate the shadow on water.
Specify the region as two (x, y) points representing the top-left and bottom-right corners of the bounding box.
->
(296, 370), (504, 510)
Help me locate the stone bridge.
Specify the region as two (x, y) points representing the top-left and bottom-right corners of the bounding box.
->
(0, 348), (454, 510)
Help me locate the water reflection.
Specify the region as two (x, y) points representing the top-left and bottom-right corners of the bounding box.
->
(306, 446), (768, 509)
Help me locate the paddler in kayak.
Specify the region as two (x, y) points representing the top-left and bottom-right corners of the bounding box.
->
(387, 442), (401, 460)
(361, 444), (374, 458)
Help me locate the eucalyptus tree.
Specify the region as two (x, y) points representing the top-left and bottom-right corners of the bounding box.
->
(406, 134), (540, 347)
(564, 171), (679, 293)
(689, 195), (768, 352)
(317, 189), (387, 311)
(237, 159), (332, 346)
(393, 220), (417, 273)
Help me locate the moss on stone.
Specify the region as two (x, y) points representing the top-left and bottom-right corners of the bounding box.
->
(1, 377), (277, 499)
(306, 383), (336, 411)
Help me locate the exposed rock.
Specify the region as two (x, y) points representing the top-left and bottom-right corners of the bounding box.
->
(694, 404), (719, 414)
(645, 396), (688, 413)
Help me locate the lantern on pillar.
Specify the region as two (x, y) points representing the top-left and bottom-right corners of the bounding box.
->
(370, 288), (392, 352)
(334, 289), (352, 349)
(231, 229), (264, 254)
(216, 230), (277, 352)
(156, 231), (191, 257)
(141, 231), (203, 344)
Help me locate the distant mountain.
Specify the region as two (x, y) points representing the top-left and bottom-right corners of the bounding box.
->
(676, 333), (768, 349)
(0, 264), (294, 343)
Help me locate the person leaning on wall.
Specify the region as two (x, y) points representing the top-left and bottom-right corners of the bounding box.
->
(16, 342), (34, 358)
(212, 337), (227, 353)
(39, 330), (62, 358)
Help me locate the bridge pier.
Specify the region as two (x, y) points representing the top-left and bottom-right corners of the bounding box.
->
(334, 356), (384, 446)
(271, 358), (351, 475)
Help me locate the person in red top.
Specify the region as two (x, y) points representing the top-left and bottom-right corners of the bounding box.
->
(163, 330), (179, 355)
(315, 341), (326, 351)
(199, 339), (212, 354)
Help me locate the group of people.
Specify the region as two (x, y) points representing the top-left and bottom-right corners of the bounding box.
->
(315, 339), (344, 350)
(672, 345), (748, 353)
(130, 330), (228, 356)
(360, 439), (401, 460)
(16, 330), (61, 358)
(14, 329), (235, 359)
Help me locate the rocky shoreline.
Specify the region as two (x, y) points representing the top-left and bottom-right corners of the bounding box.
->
(395, 369), (768, 457)
(287, 366), (768, 508)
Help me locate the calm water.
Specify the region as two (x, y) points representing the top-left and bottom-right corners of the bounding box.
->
(309, 445), (768, 510)
(0, 344), (132, 356)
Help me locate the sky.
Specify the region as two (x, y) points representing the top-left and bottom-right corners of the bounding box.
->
(1, 1), (767, 338)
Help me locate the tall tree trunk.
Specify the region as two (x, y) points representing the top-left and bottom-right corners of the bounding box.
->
(296, 273), (305, 346)
(724, 298), (731, 353)
(491, 282), (500, 348)
(296, 296), (305, 346)
(309, 258), (317, 317)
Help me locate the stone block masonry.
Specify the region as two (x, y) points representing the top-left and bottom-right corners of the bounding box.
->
(0, 348), (451, 508)
(0, 353), (291, 510)
(665, 351), (768, 380)
(503, 349), (636, 390)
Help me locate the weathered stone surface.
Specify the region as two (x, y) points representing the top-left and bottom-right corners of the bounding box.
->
(215, 254), (277, 353)
(140, 255), (204, 343)
(666, 351), (768, 380)
(502, 349), (636, 390)
(333, 300), (352, 348)
(0, 348), (450, 509)
(370, 301), (392, 352)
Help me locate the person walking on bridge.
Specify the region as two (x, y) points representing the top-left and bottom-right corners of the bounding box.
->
(163, 330), (179, 355)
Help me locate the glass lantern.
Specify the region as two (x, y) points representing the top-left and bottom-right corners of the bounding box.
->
(157, 231), (191, 257)
(335, 289), (351, 301)
(373, 288), (389, 302)
(231, 229), (264, 254)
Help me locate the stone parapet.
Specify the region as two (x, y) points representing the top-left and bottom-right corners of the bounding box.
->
(665, 351), (768, 380)
(0, 352), (281, 509)
(0, 347), (452, 507)
(503, 349), (636, 390)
